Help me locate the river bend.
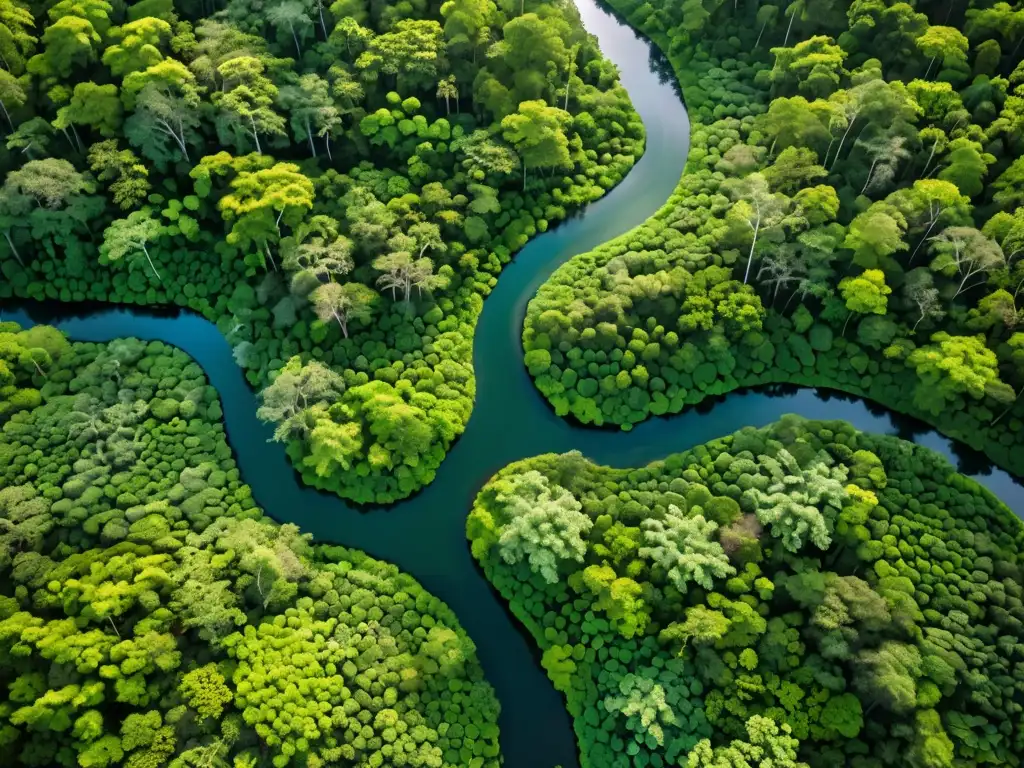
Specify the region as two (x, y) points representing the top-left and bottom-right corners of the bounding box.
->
(5, 2), (1024, 766)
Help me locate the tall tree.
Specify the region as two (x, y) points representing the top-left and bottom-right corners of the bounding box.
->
(500, 99), (571, 190)
(267, 0), (313, 57)
(310, 281), (377, 338)
(212, 56), (286, 154)
(929, 226), (1005, 298)
(218, 161), (316, 272)
(100, 209), (165, 282)
(724, 173), (788, 284)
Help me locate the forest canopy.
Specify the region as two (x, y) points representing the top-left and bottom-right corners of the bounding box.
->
(0, 0), (644, 504)
(522, 0), (1024, 482)
(468, 415), (1024, 768)
(0, 321), (502, 768)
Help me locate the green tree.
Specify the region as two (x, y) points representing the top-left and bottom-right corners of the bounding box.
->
(54, 82), (122, 147)
(218, 161), (316, 272)
(639, 505), (734, 590)
(839, 269), (891, 334)
(842, 203), (908, 270)
(88, 139), (150, 210)
(124, 67), (203, 164)
(102, 17), (171, 76)
(257, 356), (345, 441)
(310, 281), (377, 338)
(854, 641), (921, 714)
(493, 470), (591, 584)
(917, 25), (969, 79)
(929, 226), (1005, 298)
(687, 716), (808, 768)
(0, 68), (25, 130)
(744, 448), (848, 552)
(100, 209), (165, 282)
(4, 158), (89, 208)
(907, 332), (1011, 415)
(356, 19), (445, 92)
(501, 99), (571, 190)
(267, 0), (313, 57)
(0, 0), (37, 75)
(212, 56), (286, 154)
(278, 73), (340, 158)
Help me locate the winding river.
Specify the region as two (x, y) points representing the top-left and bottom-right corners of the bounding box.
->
(5, 2), (1024, 766)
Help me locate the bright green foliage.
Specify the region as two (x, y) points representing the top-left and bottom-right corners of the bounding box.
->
(87, 140), (150, 210)
(639, 505), (734, 590)
(493, 469), (591, 584)
(604, 671), (677, 747)
(0, 324), (502, 768)
(521, 0), (1024, 485)
(686, 715), (808, 768)
(744, 448), (848, 552)
(470, 416), (1024, 768)
(907, 332), (1010, 415)
(501, 100), (572, 188)
(178, 664), (233, 722)
(0, 0), (645, 509)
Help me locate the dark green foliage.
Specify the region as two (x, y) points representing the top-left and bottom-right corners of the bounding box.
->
(0, 323), (502, 768)
(0, 0), (645, 504)
(522, 0), (1024, 478)
(469, 416), (1024, 767)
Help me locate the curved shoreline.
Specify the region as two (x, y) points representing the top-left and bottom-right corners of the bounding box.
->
(3, 1), (1024, 767)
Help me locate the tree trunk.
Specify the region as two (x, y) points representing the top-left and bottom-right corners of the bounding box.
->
(842, 311), (853, 336)
(264, 241), (278, 272)
(755, 19), (768, 48)
(318, 4), (327, 39)
(250, 114), (262, 154)
(0, 98), (13, 132)
(306, 117), (316, 156)
(4, 231), (23, 267)
(861, 159), (878, 195)
(70, 123), (84, 153)
(924, 55), (937, 79)
(325, 134), (332, 161)
(333, 310), (349, 338)
(291, 23), (302, 57)
(918, 139), (940, 179)
(991, 387), (1022, 425)
(829, 113), (857, 170)
(909, 215), (940, 264)
(140, 243), (163, 283)
(743, 218), (760, 284)
(783, 8), (796, 46)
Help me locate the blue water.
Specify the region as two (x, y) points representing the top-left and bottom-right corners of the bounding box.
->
(5, 1), (1023, 765)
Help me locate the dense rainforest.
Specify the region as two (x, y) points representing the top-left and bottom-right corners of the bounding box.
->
(4, 0), (1024, 765)
(0, 320), (503, 768)
(469, 416), (1024, 767)
(523, 0), (1024, 477)
(0, 0), (643, 504)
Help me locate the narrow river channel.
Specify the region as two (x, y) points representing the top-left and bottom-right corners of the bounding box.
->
(5, 1), (1024, 766)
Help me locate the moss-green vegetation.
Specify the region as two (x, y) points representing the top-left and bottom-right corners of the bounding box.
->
(0, 0), (643, 504)
(0, 321), (501, 768)
(523, 0), (1024, 475)
(468, 415), (1024, 767)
